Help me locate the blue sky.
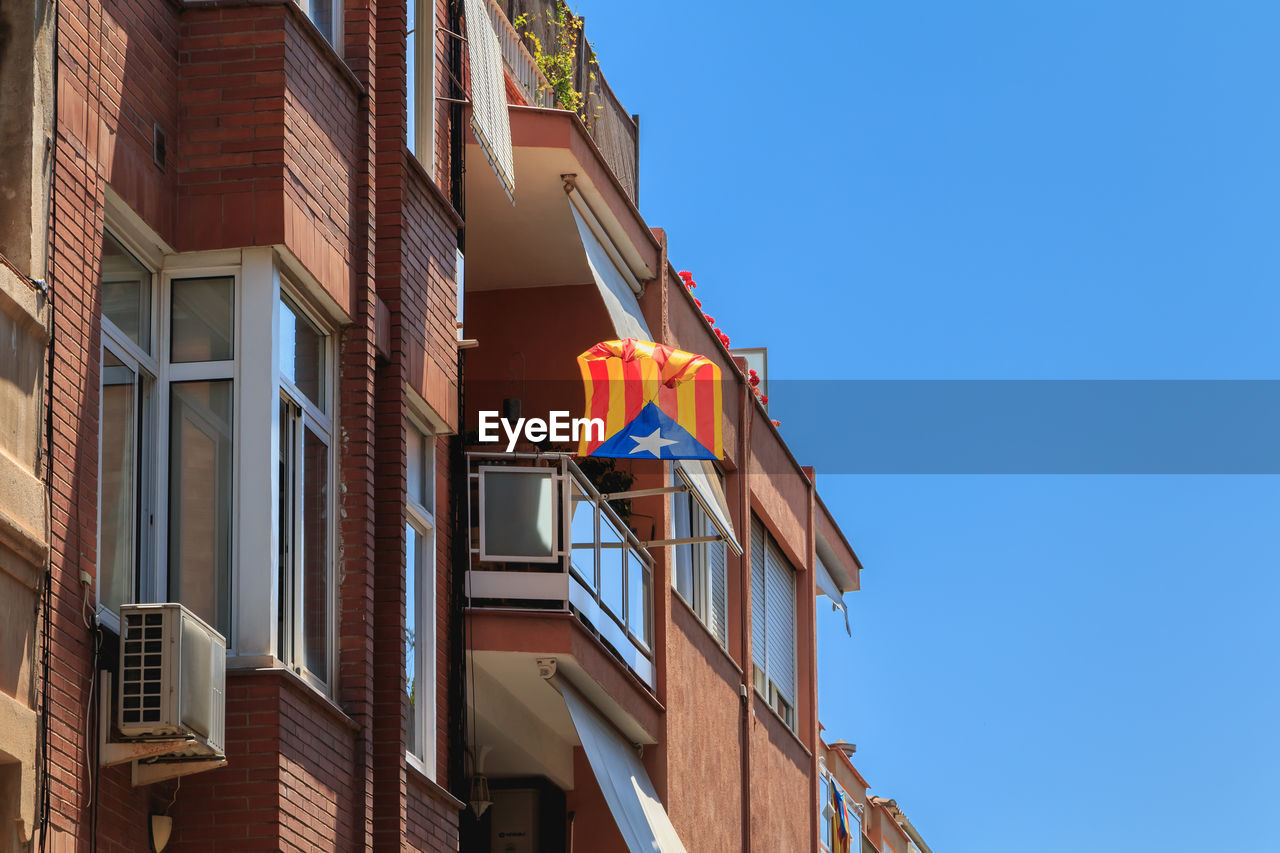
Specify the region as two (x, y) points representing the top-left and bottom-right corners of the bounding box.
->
(580, 2), (1280, 850)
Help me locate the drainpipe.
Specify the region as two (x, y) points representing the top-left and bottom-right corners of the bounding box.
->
(738, 364), (754, 853)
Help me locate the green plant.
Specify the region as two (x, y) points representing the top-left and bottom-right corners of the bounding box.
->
(515, 2), (596, 122)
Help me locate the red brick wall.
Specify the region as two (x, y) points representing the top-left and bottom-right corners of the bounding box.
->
(46, 0), (461, 849)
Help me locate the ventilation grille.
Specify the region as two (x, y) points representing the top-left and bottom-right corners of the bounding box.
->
(121, 609), (167, 726)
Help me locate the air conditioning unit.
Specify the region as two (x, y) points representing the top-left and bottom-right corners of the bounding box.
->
(101, 603), (227, 784)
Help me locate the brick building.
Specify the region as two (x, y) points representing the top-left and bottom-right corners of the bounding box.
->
(0, 0), (922, 850)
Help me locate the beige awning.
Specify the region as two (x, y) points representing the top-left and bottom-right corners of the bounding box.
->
(674, 459), (743, 556)
(559, 681), (688, 853)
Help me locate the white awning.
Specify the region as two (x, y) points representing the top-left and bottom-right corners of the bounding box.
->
(569, 198), (651, 341)
(463, 0), (515, 200)
(815, 555), (850, 635)
(559, 681), (688, 853)
(674, 459), (743, 556)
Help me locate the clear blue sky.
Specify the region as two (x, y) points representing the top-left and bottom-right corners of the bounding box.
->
(579, 2), (1280, 850)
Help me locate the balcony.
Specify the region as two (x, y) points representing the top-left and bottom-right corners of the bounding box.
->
(465, 452), (655, 687)
(489, 0), (641, 203)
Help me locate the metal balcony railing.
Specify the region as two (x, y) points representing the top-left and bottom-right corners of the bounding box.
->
(465, 452), (655, 687)
(490, 0), (640, 203)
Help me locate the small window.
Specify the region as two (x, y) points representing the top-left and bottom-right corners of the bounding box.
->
(277, 295), (333, 686)
(101, 233), (152, 354)
(406, 422), (437, 778)
(170, 276), (234, 363)
(278, 297), (326, 411)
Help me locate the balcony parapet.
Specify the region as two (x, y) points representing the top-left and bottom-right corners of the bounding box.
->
(465, 451), (655, 686)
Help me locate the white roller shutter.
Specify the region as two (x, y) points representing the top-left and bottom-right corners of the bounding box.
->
(765, 538), (797, 707)
(462, 0), (515, 199)
(708, 537), (727, 645)
(750, 520), (766, 673)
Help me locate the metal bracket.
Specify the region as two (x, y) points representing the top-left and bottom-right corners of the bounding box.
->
(98, 672), (195, 768)
(597, 485), (685, 502)
(131, 756), (228, 787)
(536, 657), (558, 680)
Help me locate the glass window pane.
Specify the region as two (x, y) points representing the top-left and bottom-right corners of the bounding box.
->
(599, 517), (625, 620)
(277, 399), (294, 661)
(279, 298), (326, 410)
(168, 380), (233, 637)
(671, 491), (693, 602)
(407, 428), (422, 505)
(309, 0), (335, 44)
(171, 276), (234, 363)
(302, 424), (329, 678)
(407, 0), (417, 155)
(101, 234), (151, 354)
(405, 521), (419, 756)
(628, 554), (651, 648)
(569, 485), (596, 588)
(101, 350), (138, 613)
(407, 426), (434, 513)
(481, 469), (554, 560)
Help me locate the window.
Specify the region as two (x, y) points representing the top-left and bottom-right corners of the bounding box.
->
(97, 232), (238, 641)
(406, 0), (436, 172)
(99, 235), (155, 618)
(750, 517), (797, 728)
(405, 422), (437, 777)
(671, 472), (728, 646)
(276, 296), (333, 686)
(296, 0), (340, 48)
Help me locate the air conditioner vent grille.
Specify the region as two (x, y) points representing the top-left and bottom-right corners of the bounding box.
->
(121, 611), (168, 725)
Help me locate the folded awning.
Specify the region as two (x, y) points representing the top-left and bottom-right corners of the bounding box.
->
(569, 197), (651, 341)
(559, 681), (688, 853)
(674, 459), (743, 556)
(815, 555), (851, 635)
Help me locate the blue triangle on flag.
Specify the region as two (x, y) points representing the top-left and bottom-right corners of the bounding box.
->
(590, 401), (716, 460)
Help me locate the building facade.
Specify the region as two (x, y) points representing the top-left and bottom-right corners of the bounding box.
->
(2, 0), (929, 850)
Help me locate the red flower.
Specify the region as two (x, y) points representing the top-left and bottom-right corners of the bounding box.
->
(678, 270), (693, 280)
(704, 313), (715, 324)
(748, 368), (757, 376)
(693, 297), (702, 307)
(748, 375), (760, 387)
(760, 394), (769, 404)
(771, 419), (781, 427)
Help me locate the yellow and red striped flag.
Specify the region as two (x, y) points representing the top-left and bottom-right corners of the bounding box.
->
(577, 339), (723, 460)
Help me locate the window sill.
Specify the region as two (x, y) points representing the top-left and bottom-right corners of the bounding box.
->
(227, 661), (358, 732)
(670, 590), (741, 676)
(752, 689), (811, 758)
(406, 753), (465, 810)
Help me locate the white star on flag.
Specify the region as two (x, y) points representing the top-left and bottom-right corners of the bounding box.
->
(628, 427), (678, 458)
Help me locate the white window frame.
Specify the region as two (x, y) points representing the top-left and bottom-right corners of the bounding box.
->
(407, 0), (437, 174)
(670, 470), (728, 648)
(405, 417), (437, 780)
(97, 231), (160, 633)
(96, 223), (242, 646)
(275, 291), (336, 690)
(819, 767), (833, 853)
(751, 517), (798, 729)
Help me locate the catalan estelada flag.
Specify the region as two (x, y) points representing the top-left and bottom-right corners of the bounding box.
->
(577, 339), (723, 460)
